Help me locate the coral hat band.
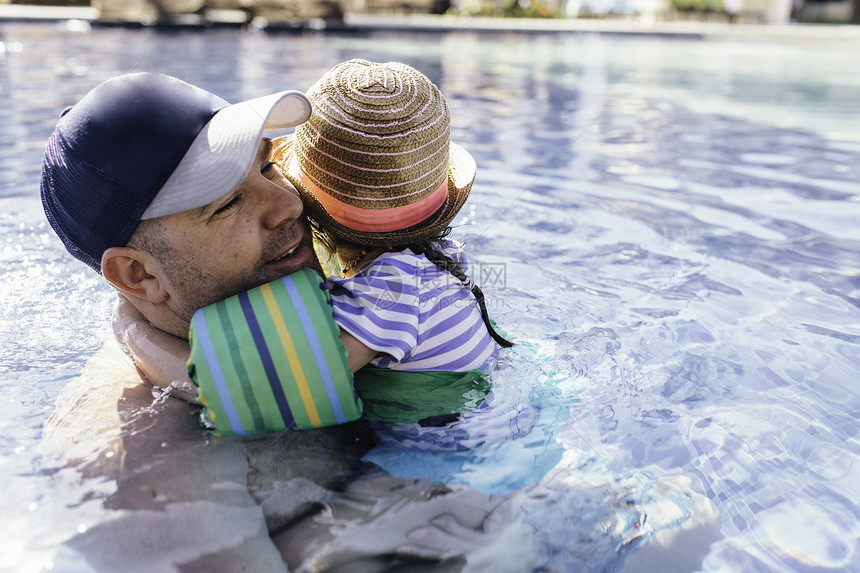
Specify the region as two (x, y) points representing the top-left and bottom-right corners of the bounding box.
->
(296, 166), (448, 233)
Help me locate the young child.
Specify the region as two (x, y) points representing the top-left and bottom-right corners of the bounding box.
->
(275, 58), (512, 376)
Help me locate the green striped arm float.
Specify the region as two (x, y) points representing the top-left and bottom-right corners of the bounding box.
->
(187, 268), (363, 436)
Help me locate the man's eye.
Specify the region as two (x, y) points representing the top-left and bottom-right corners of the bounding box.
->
(262, 161), (278, 178)
(214, 195), (242, 215)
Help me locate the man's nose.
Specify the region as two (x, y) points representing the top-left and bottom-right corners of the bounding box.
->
(262, 180), (304, 230)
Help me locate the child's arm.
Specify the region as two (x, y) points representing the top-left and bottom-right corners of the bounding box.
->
(340, 329), (379, 372)
(112, 293), (197, 402)
(117, 292), (376, 384)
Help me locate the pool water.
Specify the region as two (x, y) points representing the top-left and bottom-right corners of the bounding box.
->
(1, 21), (859, 572)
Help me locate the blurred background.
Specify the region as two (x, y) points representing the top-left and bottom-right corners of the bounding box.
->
(1, 0), (858, 30)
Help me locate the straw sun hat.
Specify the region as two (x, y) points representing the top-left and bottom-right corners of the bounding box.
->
(274, 59), (476, 247)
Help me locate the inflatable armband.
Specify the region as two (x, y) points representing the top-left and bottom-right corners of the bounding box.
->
(187, 268), (362, 436)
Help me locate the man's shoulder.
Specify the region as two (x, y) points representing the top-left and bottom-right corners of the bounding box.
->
(39, 337), (201, 475)
(39, 338), (146, 473)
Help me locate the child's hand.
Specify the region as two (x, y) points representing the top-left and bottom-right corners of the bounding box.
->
(112, 293), (197, 403)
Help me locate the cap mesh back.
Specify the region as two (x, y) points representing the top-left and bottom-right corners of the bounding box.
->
(39, 73), (227, 273)
(42, 131), (146, 271)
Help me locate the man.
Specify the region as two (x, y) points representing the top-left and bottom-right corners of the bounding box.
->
(40, 72), (529, 572)
(40, 72), (342, 571)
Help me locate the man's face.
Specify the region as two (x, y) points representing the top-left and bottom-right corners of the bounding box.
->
(151, 139), (321, 326)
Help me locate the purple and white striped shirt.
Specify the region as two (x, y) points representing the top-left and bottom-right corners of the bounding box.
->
(327, 248), (498, 372)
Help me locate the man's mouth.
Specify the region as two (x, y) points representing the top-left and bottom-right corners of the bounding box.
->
(263, 239), (313, 276)
(260, 220), (318, 278)
(274, 244), (299, 261)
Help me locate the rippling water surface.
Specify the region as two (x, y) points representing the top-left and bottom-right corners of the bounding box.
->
(1, 21), (858, 572)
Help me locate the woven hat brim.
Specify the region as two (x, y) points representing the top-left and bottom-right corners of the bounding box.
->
(275, 136), (476, 247)
(142, 90), (312, 220)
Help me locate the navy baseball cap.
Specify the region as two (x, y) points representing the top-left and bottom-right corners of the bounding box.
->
(41, 72), (312, 272)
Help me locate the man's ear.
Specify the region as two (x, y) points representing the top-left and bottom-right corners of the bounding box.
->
(101, 247), (167, 304)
